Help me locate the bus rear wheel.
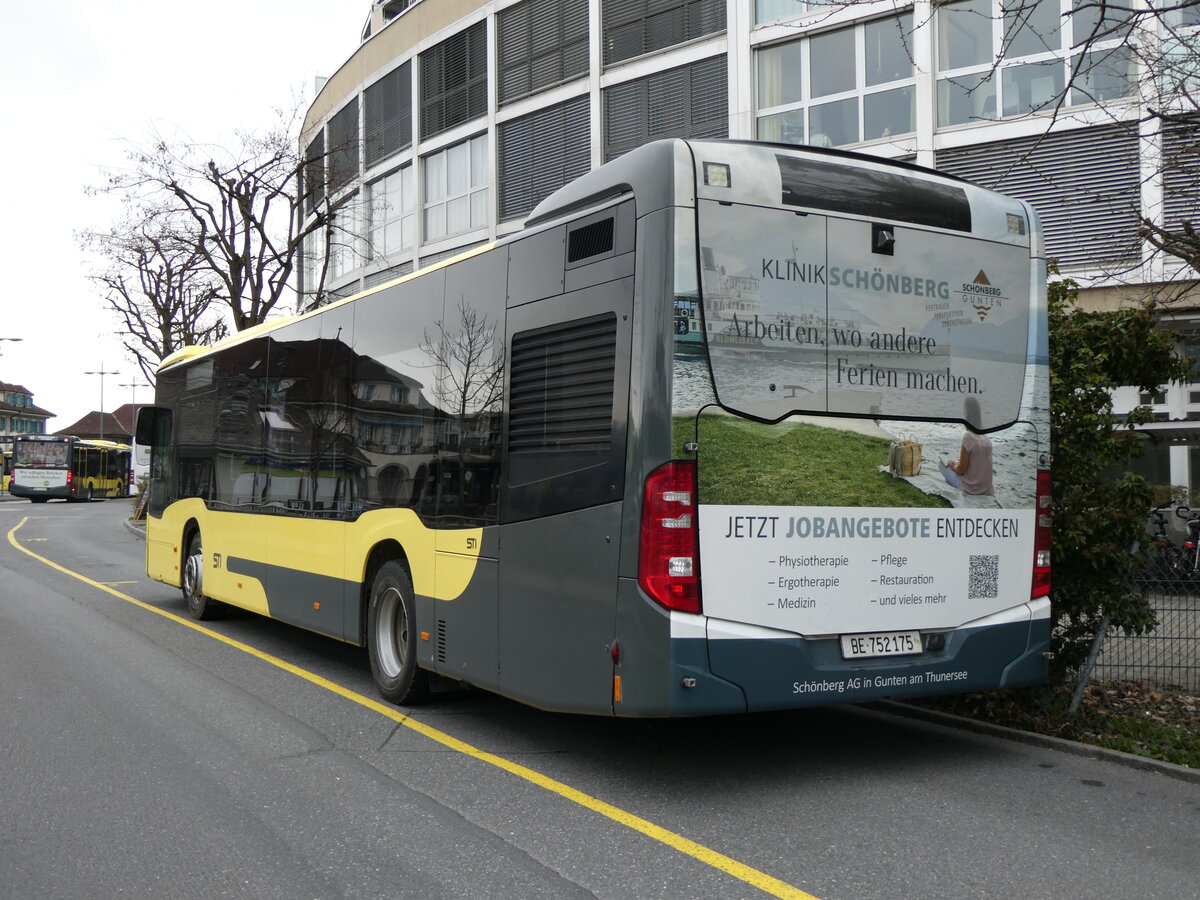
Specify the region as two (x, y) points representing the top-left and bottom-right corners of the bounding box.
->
(367, 560), (429, 705)
(182, 531), (224, 620)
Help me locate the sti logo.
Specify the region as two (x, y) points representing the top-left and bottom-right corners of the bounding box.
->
(211, 552), (223, 569)
(466, 537), (478, 550)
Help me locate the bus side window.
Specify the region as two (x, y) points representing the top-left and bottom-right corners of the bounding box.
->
(136, 407), (168, 448)
(137, 407), (174, 517)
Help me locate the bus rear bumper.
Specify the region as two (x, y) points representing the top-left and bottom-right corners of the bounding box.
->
(701, 613), (1050, 711)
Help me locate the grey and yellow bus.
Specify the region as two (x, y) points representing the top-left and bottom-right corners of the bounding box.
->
(10, 434), (133, 502)
(136, 139), (1050, 716)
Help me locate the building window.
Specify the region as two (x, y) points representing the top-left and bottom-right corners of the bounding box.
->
(368, 165), (416, 262)
(303, 227), (325, 299)
(935, 0), (1137, 127)
(365, 62), (413, 169)
(420, 21), (488, 140)
(602, 0), (726, 66)
(603, 55), (727, 161)
(1167, 2), (1200, 27)
(498, 0), (589, 107)
(304, 131), (325, 215)
(755, 12), (915, 148)
(328, 101), (360, 195)
(755, 0), (808, 24)
(328, 195), (361, 281)
(1071, 46), (1138, 105)
(423, 135), (489, 242)
(499, 96), (591, 221)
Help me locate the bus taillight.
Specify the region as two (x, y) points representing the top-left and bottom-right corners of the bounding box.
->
(639, 461), (701, 614)
(1032, 469), (1051, 598)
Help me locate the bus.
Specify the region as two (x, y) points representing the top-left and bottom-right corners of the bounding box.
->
(2, 449), (10, 492)
(10, 435), (133, 502)
(136, 139), (1050, 716)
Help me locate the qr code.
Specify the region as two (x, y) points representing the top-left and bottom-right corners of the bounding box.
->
(968, 554), (1000, 599)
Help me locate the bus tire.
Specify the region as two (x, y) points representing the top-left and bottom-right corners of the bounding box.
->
(182, 531), (224, 620)
(367, 560), (429, 705)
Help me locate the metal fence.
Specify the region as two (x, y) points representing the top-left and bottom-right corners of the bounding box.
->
(1090, 569), (1200, 692)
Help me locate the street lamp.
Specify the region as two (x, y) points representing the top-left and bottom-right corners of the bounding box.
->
(118, 381), (151, 404)
(118, 381), (151, 440)
(83, 365), (121, 440)
(0, 337), (21, 356)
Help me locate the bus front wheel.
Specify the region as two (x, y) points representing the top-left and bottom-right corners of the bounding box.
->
(182, 531), (224, 620)
(367, 560), (429, 705)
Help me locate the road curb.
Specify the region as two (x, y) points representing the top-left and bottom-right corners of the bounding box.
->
(872, 699), (1200, 784)
(124, 519), (146, 539)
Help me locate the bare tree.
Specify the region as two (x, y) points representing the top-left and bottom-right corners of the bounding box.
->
(418, 298), (505, 520)
(422, 298), (505, 426)
(97, 106), (356, 331)
(79, 208), (228, 383)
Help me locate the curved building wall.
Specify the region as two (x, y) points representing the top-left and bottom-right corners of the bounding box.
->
(298, 0), (1191, 308)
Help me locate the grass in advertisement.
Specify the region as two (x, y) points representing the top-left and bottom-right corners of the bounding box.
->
(676, 414), (949, 509)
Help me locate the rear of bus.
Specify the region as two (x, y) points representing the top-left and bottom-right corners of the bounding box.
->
(646, 141), (1049, 713)
(9, 435), (74, 501)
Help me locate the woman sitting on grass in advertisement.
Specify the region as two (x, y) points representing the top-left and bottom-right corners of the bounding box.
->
(939, 396), (994, 496)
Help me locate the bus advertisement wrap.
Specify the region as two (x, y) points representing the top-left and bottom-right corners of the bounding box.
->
(15, 470), (69, 490)
(698, 505), (1036, 634)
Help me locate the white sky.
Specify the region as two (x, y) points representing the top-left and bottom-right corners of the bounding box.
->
(0, 0), (366, 430)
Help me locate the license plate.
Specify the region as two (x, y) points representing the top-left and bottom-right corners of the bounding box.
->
(840, 630), (923, 659)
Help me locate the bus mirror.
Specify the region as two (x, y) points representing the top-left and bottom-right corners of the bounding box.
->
(135, 407), (165, 447)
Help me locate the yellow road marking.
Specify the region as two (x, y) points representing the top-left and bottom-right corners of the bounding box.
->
(6, 517), (818, 900)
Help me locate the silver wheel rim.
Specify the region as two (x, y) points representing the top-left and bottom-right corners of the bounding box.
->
(376, 585), (408, 679)
(184, 541), (203, 608)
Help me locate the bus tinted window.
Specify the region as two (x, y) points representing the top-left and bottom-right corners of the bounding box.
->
(263, 314), (360, 517)
(209, 338), (269, 508)
(777, 154), (972, 232)
(694, 200), (1030, 429)
(13, 440), (68, 468)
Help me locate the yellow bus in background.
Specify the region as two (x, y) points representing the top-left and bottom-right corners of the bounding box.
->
(10, 435), (132, 502)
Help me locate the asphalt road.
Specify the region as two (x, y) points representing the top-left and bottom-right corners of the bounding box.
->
(1, 497), (1198, 900)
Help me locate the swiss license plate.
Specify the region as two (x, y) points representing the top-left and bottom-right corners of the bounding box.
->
(840, 630), (923, 659)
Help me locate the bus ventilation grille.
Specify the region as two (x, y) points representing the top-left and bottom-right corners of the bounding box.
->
(508, 313), (617, 456)
(437, 619), (447, 664)
(567, 217), (614, 263)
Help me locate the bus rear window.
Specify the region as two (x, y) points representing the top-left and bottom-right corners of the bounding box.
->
(776, 154), (972, 232)
(690, 200), (1030, 430)
(14, 441), (69, 467)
